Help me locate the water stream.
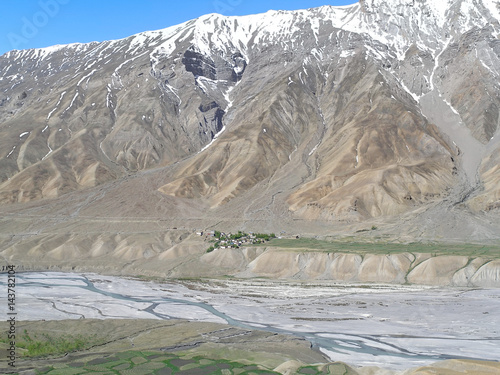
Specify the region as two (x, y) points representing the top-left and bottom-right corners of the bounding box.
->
(2, 272), (499, 370)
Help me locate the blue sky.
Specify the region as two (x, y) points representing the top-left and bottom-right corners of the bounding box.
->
(0, 0), (357, 56)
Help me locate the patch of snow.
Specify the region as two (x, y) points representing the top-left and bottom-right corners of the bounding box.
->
(199, 126), (226, 153)
(340, 50), (354, 58)
(430, 38), (452, 92)
(77, 69), (97, 88)
(484, 0), (500, 22)
(47, 91), (66, 120)
(310, 17), (320, 44)
(308, 143), (320, 156)
(477, 50), (500, 77)
(7, 73), (22, 82)
(64, 92), (79, 112)
(33, 44), (70, 60)
(42, 141), (53, 161)
(6, 146), (16, 158)
(444, 98), (460, 116)
(127, 33), (152, 53)
(164, 82), (182, 111)
(19, 132), (29, 138)
(399, 80), (420, 102)
(223, 85), (234, 110)
(106, 85), (113, 108)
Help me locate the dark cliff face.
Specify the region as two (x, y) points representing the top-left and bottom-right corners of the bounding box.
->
(231, 53), (247, 82)
(182, 49), (246, 82)
(183, 49), (217, 79)
(0, 0), (499, 234)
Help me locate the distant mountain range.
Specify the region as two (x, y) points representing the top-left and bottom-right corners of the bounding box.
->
(1, 0), (500, 242)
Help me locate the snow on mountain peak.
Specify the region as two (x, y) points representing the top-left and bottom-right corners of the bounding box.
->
(4, 0), (500, 65)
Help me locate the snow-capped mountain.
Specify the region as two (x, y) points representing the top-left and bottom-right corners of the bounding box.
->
(0, 0), (499, 240)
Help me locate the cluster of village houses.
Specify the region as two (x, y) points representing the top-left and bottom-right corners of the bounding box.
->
(196, 230), (276, 251)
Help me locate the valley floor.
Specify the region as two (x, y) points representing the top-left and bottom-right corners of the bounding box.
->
(1, 272), (499, 374)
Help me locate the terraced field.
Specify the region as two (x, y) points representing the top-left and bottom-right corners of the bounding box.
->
(0, 319), (328, 375)
(32, 351), (282, 375)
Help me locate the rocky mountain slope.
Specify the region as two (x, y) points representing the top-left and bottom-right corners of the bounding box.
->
(1, 0), (500, 245)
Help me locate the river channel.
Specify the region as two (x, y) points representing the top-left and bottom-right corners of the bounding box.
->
(1, 272), (499, 370)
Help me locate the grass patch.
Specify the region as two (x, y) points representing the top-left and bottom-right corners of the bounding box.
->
(0, 330), (99, 358)
(252, 238), (500, 258)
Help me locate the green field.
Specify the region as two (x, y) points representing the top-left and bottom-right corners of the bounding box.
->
(0, 330), (101, 359)
(0, 320), (329, 375)
(254, 238), (500, 258)
(25, 350), (281, 375)
(24, 350), (358, 375)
